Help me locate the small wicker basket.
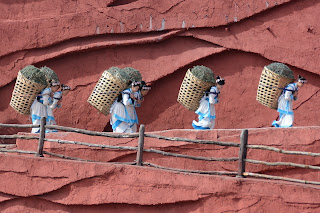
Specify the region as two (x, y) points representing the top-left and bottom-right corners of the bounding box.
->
(88, 70), (128, 116)
(256, 66), (294, 109)
(177, 69), (215, 111)
(10, 71), (47, 114)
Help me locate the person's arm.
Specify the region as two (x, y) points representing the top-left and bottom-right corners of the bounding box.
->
(49, 92), (62, 109)
(123, 91), (134, 106)
(57, 99), (62, 108)
(49, 99), (59, 109)
(293, 90), (298, 101)
(135, 92), (143, 107)
(41, 89), (51, 105)
(209, 88), (219, 104)
(284, 86), (296, 101)
(136, 99), (142, 107)
(42, 94), (50, 105)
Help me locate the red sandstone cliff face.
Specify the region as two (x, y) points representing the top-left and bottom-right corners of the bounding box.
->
(0, 154), (319, 213)
(1, 1), (320, 212)
(0, 0), (319, 135)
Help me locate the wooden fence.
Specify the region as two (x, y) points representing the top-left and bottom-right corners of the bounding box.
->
(0, 117), (319, 185)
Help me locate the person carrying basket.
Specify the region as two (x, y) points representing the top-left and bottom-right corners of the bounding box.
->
(192, 76), (225, 130)
(272, 75), (307, 127)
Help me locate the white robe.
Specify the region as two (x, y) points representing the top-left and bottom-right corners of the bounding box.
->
(30, 88), (52, 133)
(192, 86), (219, 130)
(110, 89), (140, 133)
(272, 83), (298, 128)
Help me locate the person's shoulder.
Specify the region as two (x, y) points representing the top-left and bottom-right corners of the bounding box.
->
(42, 87), (51, 94)
(210, 86), (217, 91)
(286, 83), (296, 89)
(53, 91), (62, 98)
(122, 89), (130, 94)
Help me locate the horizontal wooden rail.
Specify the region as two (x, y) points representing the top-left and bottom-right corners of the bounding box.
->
(145, 133), (240, 147)
(46, 125), (139, 138)
(44, 138), (138, 151)
(247, 144), (320, 157)
(143, 162), (237, 176)
(43, 151), (135, 165)
(0, 123), (39, 128)
(144, 148), (238, 162)
(245, 159), (320, 170)
(0, 144), (16, 148)
(0, 135), (39, 140)
(0, 148), (37, 155)
(243, 172), (320, 185)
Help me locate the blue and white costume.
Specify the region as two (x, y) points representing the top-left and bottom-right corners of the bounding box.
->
(110, 88), (140, 133)
(192, 86), (219, 130)
(46, 91), (62, 132)
(272, 83), (298, 128)
(30, 88), (52, 133)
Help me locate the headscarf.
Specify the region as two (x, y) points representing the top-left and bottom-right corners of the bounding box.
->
(298, 75), (307, 84)
(216, 76), (225, 85)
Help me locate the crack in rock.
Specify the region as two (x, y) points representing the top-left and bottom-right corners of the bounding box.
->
(294, 88), (320, 111)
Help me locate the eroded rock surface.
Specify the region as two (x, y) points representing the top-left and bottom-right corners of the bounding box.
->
(0, 0), (319, 134)
(0, 1), (319, 211)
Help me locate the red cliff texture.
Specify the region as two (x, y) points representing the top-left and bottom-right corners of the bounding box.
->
(0, 0), (319, 212)
(0, 0), (319, 133)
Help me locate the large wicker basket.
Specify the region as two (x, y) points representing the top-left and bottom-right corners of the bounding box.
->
(10, 71), (47, 114)
(256, 66), (294, 109)
(177, 69), (215, 111)
(88, 70), (128, 116)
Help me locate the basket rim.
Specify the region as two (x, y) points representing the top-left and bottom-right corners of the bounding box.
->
(187, 68), (217, 84)
(263, 66), (295, 80)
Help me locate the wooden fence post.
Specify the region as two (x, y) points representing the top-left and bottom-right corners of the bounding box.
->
(35, 117), (46, 157)
(136, 124), (145, 166)
(236, 129), (248, 178)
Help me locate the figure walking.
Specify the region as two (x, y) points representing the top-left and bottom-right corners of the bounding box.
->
(192, 76), (225, 130)
(30, 81), (60, 133)
(272, 75), (307, 127)
(46, 84), (71, 132)
(110, 81), (142, 133)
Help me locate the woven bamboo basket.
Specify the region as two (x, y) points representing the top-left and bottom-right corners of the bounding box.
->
(177, 69), (215, 111)
(87, 70), (128, 116)
(10, 71), (47, 114)
(256, 66), (294, 109)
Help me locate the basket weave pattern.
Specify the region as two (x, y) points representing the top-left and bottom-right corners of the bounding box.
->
(177, 69), (214, 111)
(87, 71), (127, 116)
(256, 66), (294, 109)
(10, 71), (47, 114)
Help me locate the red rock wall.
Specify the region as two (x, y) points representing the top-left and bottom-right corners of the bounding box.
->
(0, 0), (319, 136)
(1, 151), (320, 212)
(0, 1), (320, 210)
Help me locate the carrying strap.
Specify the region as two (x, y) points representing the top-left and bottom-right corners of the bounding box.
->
(260, 83), (296, 94)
